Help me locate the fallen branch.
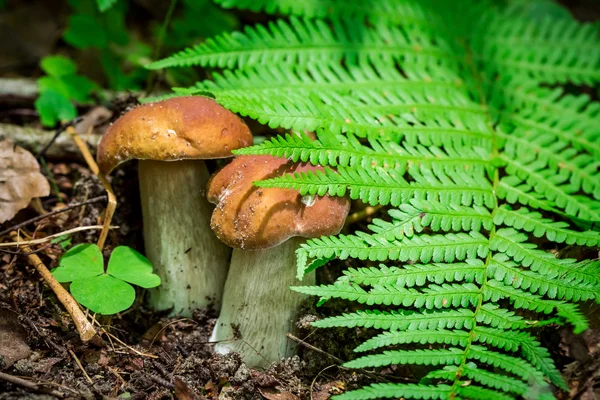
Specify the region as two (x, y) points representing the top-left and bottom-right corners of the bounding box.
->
(0, 122), (101, 160)
(0, 371), (66, 399)
(10, 232), (97, 342)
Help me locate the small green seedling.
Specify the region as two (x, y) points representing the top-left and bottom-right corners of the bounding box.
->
(52, 244), (160, 315)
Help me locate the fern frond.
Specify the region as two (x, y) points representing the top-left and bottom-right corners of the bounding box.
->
(488, 255), (599, 302)
(354, 329), (470, 352)
(258, 166), (494, 208)
(371, 201), (493, 242)
(474, 14), (600, 85)
(493, 206), (600, 246)
(311, 309), (475, 331)
(500, 154), (600, 221)
(456, 385), (519, 400)
(345, 348), (463, 369)
(424, 365), (530, 397)
(334, 383), (452, 400)
(473, 326), (567, 389)
(212, 0), (437, 26)
(468, 345), (548, 387)
(475, 304), (530, 330)
(294, 281), (480, 308)
(234, 132), (489, 175)
(484, 279), (563, 313)
(490, 230), (600, 288)
(296, 232), (488, 272)
(498, 85), (600, 156)
(500, 133), (600, 199)
(343, 260), (485, 287)
(152, 1), (600, 398)
(496, 176), (555, 212)
(170, 62), (491, 144)
(148, 17), (456, 70)
(555, 302), (589, 334)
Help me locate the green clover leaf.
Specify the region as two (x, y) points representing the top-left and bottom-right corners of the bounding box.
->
(107, 246), (161, 288)
(53, 243), (103, 282)
(71, 275), (135, 315)
(52, 244), (160, 315)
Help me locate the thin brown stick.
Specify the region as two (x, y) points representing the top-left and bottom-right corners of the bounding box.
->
(11, 232), (97, 342)
(0, 195), (107, 237)
(0, 371), (66, 398)
(0, 225), (117, 247)
(286, 333), (345, 364)
(65, 126), (116, 250)
(69, 349), (94, 385)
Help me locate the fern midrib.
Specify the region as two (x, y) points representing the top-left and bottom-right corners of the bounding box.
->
(449, 33), (500, 397)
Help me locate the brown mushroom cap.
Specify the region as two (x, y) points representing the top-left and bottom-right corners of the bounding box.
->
(207, 155), (350, 250)
(97, 96), (252, 175)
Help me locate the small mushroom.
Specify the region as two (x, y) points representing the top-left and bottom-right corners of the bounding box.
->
(207, 155), (349, 367)
(96, 96), (252, 316)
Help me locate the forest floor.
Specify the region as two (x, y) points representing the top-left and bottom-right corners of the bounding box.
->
(0, 96), (599, 400)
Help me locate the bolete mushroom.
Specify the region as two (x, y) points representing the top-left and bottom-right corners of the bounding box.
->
(207, 155), (349, 367)
(96, 96), (252, 316)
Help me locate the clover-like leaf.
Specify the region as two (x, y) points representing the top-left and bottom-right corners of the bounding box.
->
(52, 244), (103, 282)
(70, 274), (135, 315)
(107, 246), (161, 288)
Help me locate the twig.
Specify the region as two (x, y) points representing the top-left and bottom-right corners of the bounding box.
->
(286, 333), (395, 384)
(37, 117), (83, 160)
(65, 126), (117, 250)
(94, 320), (158, 359)
(11, 232), (97, 342)
(286, 333), (345, 364)
(0, 225), (117, 247)
(0, 195), (107, 237)
(69, 349), (94, 385)
(0, 371), (66, 398)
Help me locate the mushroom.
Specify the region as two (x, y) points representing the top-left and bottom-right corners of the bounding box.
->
(96, 96), (252, 316)
(207, 155), (349, 367)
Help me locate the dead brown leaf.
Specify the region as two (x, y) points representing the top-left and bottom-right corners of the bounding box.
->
(0, 307), (32, 369)
(0, 139), (50, 223)
(258, 387), (300, 400)
(174, 376), (199, 400)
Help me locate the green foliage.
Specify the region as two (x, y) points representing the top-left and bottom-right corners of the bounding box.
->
(151, 0), (600, 398)
(96, 0), (118, 12)
(35, 55), (98, 127)
(52, 244), (160, 315)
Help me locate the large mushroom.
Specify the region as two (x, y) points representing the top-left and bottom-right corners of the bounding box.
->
(207, 155), (349, 367)
(96, 96), (252, 316)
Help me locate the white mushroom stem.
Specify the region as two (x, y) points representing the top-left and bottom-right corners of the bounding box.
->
(139, 160), (231, 316)
(210, 237), (315, 367)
